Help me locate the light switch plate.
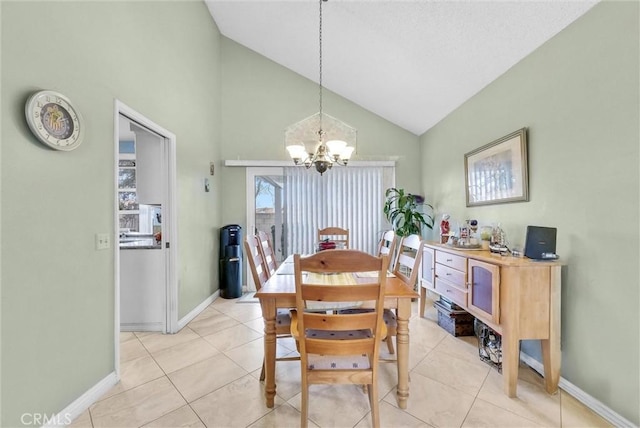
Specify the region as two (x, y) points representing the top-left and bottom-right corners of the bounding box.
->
(96, 233), (110, 250)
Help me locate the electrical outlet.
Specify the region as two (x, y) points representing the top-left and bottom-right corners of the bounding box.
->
(96, 233), (110, 250)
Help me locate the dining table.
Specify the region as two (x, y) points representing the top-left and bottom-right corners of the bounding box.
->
(255, 254), (419, 409)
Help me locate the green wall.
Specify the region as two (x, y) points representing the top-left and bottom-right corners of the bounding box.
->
(3, 0), (635, 425)
(219, 37), (422, 228)
(419, 1), (639, 424)
(0, 1), (221, 425)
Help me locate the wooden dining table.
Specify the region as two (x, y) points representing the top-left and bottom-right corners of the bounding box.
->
(255, 255), (419, 409)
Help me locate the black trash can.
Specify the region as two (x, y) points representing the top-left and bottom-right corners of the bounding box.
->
(219, 225), (243, 298)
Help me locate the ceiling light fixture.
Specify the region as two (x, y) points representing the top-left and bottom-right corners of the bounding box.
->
(285, 0), (356, 176)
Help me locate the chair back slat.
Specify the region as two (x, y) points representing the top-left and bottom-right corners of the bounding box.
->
(377, 230), (397, 261)
(257, 230), (278, 276)
(301, 283), (380, 302)
(298, 250), (379, 273)
(244, 235), (269, 291)
(392, 234), (424, 287)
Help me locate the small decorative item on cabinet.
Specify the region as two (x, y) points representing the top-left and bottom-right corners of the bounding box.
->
(479, 225), (492, 250)
(489, 224), (509, 254)
(439, 214), (450, 244)
(434, 298), (475, 337)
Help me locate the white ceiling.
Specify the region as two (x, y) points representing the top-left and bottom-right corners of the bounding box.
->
(206, 0), (599, 136)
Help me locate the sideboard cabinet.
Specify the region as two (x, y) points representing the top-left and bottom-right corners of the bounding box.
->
(420, 242), (562, 398)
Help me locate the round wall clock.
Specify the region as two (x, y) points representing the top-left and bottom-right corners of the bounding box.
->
(25, 90), (84, 151)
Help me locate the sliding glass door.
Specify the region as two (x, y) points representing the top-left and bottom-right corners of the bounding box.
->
(284, 166), (394, 255)
(246, 165), (394, 290)
(246, 167), (286, 291)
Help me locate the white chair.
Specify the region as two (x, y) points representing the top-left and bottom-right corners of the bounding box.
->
(376, 229), (397, 261)
(383, 234), (424, 354)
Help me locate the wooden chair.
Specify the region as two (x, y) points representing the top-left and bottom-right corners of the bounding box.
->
(244, 235), (298, 381)
(257, 230), (278, 276)
(290, 250), (390, 428)
(383, 234), (424, 354)
(245, 234), (270, 291)
(317, 227), (350, 249)
(376, 230), (397, 262)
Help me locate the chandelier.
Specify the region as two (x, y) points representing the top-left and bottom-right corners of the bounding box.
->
(285, 0), (356, 175)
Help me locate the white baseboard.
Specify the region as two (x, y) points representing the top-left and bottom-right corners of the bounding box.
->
(44, 372), (118, 427)
(44, 292), (219, 427)
(519, 352), (636, 428)
(177, 290), (219, 330)
(120, 322), (163, 332)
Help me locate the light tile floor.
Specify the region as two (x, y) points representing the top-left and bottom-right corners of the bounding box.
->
(70, 296), (613, 428)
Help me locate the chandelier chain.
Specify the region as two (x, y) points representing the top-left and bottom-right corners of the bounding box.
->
(319, 0), (323, 135)
(284, 0), (354, 176)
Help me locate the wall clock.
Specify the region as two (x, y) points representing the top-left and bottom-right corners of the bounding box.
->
(25, 90), (84, 151)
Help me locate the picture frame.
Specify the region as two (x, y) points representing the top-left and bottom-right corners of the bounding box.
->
(464, 128), (529, 207)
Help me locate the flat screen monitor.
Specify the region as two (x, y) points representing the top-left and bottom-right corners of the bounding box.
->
(524, 226), (557, 260)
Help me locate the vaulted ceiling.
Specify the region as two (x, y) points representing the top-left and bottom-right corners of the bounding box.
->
(206, 1), (599, 135)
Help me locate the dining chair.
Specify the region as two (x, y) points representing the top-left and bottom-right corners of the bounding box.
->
(245, 234), (270, 291)
(383, 234), (424, 354)
(376, 229), (397, 262)
(290, 249), (390, 428)
(244, 235), (298, 381)
(317, 227), (350, 249)
(257, 230), (278, 277)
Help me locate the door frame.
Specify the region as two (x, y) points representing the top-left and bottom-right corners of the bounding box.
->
(113, 100), (179, 376)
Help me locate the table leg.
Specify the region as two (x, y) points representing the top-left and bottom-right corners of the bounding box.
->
(260, 298), (277, 408)
(501, 326), (520, 398)
(541, 266), (561, 394)
(396, 299), (411, 409)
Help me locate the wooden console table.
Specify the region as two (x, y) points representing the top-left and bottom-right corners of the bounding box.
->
(420, 242), (562, 398)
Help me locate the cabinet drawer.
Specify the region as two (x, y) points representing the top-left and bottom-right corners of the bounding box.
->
(435, 263), (467, 289)
(435, 278), (467, 307)
(435, 251), (467, 272)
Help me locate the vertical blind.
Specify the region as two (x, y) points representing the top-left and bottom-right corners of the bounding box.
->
(284, 166), (394, 255)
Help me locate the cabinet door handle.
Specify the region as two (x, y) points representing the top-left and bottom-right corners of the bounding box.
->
(445, 272), (452, 276)
(446, 258), (453, 262)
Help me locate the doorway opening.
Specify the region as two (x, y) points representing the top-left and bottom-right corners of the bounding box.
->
(114, 101), (178, 375)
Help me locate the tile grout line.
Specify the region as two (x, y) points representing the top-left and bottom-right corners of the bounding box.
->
(90, 300), (596, 428)
(458, 367), (492, 428)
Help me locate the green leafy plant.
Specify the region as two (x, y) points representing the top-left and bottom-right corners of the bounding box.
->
(383, 188), (434, 237)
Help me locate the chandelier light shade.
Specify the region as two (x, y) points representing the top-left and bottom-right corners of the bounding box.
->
(284, 0), (357, 175)
(285, 112), (357, 175)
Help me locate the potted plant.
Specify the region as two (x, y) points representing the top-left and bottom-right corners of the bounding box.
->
(383, 188), (434, 237)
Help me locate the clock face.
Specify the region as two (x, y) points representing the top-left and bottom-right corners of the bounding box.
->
(25, 90), (83, 151)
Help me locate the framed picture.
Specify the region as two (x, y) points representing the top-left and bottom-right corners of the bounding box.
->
(464, 128), (529, 207)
